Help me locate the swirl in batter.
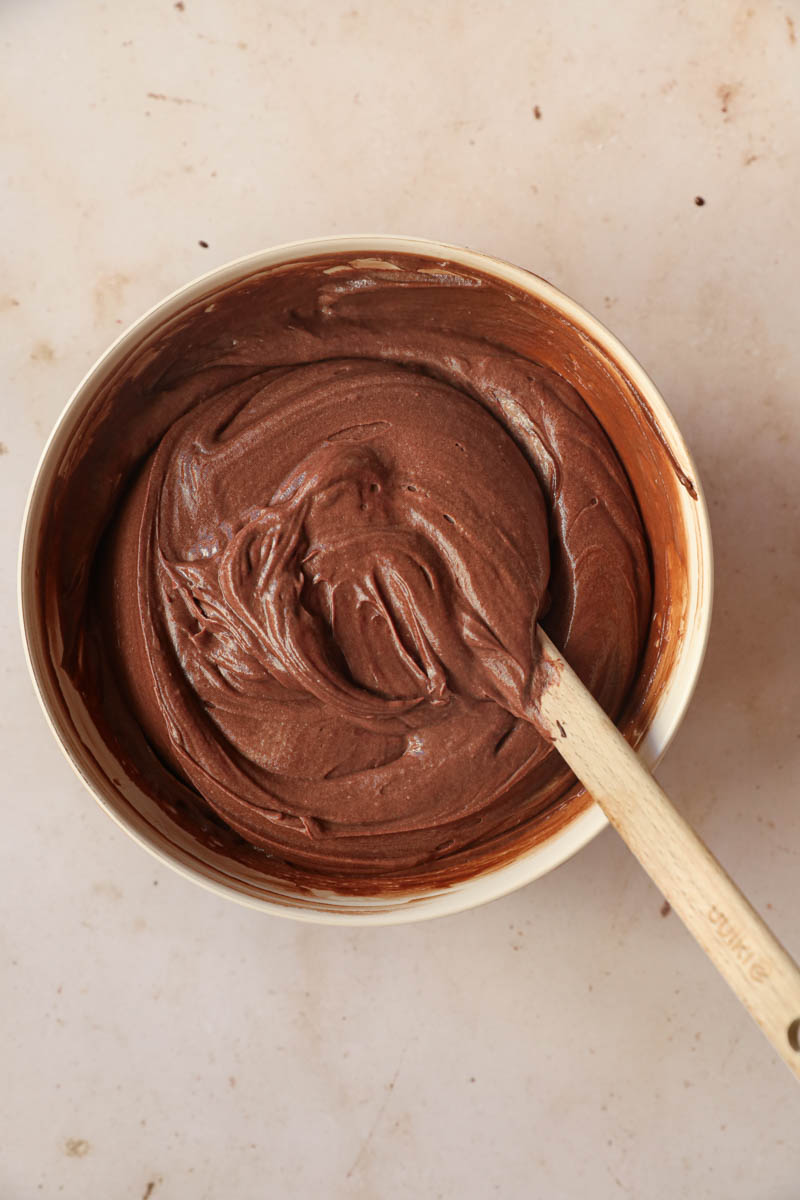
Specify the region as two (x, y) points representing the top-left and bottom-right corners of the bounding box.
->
(96, 259), (651, 876)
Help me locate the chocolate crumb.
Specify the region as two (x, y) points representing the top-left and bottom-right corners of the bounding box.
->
(660, 900), (671, 918)
(533, 105), (542, 120)
(198, 240), (209, 248)
(694, 196), (705, 206)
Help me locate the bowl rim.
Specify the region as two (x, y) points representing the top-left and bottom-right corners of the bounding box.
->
(18, 234), (714, 925)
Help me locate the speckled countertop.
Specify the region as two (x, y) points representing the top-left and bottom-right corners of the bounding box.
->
(2, 2), (799, 1197)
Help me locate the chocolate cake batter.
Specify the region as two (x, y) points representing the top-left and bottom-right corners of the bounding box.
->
(57, 254), (652, 881)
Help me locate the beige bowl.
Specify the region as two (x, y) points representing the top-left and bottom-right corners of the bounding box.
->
(19, 235), (713, 924)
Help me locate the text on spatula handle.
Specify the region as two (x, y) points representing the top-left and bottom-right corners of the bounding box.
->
(708, 905), (769, 982)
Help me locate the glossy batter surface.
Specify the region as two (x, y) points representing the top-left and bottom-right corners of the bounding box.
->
(94, 257), (651, 875)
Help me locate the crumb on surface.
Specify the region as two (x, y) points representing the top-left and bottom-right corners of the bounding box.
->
(64, 1139), (90, 1158)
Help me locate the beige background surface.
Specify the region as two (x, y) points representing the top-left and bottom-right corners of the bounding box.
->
(2, 1), (799, 1197)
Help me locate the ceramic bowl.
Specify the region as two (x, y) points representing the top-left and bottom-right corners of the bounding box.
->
(19, 235), (713, 924)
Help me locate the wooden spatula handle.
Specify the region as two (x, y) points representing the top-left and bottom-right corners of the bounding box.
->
(534, 627), (800, 1079)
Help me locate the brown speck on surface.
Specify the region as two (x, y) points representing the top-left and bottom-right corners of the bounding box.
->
(743, 153), (759, 166)
(174, 1), (185, 9)
(30, 340), (55, 362)
(146, 91), (204, 107)
(64, 1139), (90, 1158)
(533, 105), (542, 119)
(716, 83), (738, 117)
(142, 1182), (157, 1200)
(660, 900), (671, 918)
(228, 1075), (236, 1087)
(198, 239), (209, 248)
(556, 720), (566, 739)
(469, 1076), (476, 1083)
(787, 15), (797, 43)
(0, 296), (21, 311)
(694, 195), (706, 206)
(0, 442), (7, 456)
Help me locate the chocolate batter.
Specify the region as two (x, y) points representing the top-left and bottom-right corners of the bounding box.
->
(51, 254), (652, 884)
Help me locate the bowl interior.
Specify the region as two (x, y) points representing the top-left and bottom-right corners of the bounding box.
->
(20, 236), (711, 923)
